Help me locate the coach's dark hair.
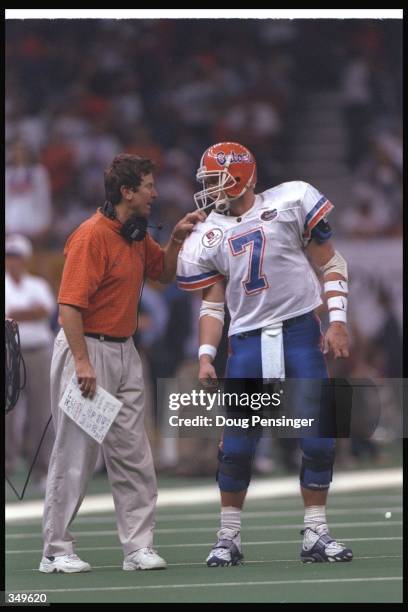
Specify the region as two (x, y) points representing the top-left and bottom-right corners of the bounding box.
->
(104, 154), (155, 205)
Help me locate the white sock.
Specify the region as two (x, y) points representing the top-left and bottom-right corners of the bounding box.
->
(304, 505), (328, 535)
(220, 506), (241, 534)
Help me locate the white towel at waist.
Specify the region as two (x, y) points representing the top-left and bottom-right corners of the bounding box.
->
(261, 322), (285, 380)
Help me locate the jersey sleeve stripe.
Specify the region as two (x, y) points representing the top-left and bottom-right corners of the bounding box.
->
(177, 269), (221, 283)
(177, 273), (224, 291)
(303, 197), (333, 230)
(307, 201), (334, 232)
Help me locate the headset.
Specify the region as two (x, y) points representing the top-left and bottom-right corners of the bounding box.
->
(100, 200), (162, 242)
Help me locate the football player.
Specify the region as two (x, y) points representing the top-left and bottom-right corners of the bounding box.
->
(177, 142), (353, 566)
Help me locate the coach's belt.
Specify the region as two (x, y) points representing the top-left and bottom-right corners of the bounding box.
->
(84, 333), (129, 343)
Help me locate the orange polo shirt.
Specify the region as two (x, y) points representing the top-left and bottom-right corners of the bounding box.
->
(58, 210), (164, 337)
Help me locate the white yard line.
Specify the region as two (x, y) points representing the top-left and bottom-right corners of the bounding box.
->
(9, 577), (402, 594)
(7, 505), (403, 528)
(5, 519), (403, 540)
(15, 554), (403, 572)
(6, 536), (402, 554)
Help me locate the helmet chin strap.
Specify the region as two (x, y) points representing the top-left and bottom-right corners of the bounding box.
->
(214, 196), (230, 213)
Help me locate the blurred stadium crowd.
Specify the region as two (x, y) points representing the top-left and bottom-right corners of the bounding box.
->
(5, 18), (402, 480)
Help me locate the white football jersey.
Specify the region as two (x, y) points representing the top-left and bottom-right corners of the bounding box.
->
(177, 181), (334, 336)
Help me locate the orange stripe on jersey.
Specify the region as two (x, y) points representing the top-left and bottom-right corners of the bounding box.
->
(178, 274), (224, 291)
(307, 201), (333, 232)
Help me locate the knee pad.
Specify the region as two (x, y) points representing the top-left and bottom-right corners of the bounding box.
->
(216, 423), (261, 492)
(217, 448), (252, 492)
(300, 439), (335, 491)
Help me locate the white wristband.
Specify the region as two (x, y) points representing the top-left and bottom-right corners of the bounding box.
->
(199, 344), (217, 360)
(324, 280), (348, 294)
(329, 310), (347, 324)
(327, 296), (347, 312)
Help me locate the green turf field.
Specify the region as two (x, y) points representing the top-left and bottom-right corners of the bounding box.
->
(5, 487), (402, 603)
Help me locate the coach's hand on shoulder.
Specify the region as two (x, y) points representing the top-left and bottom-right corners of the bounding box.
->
(323, 322), (350, 359)
(171, 211), (206, 244)
(75, 358), (97, 398)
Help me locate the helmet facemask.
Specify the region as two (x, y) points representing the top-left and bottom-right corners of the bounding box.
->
(194, 167), (237, 212)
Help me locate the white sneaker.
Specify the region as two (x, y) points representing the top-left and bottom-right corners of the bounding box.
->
(123, 547), (167, 570)
(39, 554), (91, 573)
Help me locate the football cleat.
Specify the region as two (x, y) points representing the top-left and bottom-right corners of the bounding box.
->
(206, 529), (244, 567)
(300, 528), (353, 563)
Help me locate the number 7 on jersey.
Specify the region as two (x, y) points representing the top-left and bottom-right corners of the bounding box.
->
(228, 228), (269, 295)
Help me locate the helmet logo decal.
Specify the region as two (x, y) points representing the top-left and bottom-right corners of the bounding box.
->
(215, 151), (252, 166)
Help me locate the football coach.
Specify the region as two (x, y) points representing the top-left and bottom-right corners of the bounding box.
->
(40, 154), (204, 574)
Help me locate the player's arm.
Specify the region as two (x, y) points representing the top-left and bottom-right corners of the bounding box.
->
(306, 239), (349, 359)
(198, 280), (226, 383)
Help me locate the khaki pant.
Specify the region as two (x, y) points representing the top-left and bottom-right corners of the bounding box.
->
(6, 344), (54, 482)
(42, 330), (157, 557)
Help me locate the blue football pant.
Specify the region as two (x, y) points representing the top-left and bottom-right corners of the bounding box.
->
(218, 312), (335, 492)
